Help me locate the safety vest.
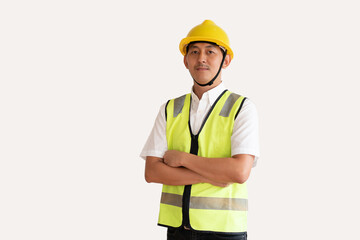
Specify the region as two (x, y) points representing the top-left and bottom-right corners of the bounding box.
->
(158, 90), (248, 233)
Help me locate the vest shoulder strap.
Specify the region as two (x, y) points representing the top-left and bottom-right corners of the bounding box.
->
(173, 94), (187, 117)
(219, 92), (241, 117)
(165, 92), (247, 120)
(219, 92), (247, 120)
(165, 94), (189, 121)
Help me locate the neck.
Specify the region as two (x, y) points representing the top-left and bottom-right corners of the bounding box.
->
(193, 79), (222, 99)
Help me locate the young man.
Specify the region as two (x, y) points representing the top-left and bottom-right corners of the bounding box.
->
(141, 20), (260, 240)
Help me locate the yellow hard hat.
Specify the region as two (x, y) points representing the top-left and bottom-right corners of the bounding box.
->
(179, 20), (234, 59)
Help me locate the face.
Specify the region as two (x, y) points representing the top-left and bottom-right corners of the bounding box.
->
(184, 42), (231, 85)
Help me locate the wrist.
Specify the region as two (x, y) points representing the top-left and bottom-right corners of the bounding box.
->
(180, 152), (187, 167)
(181, 152), (195, 168)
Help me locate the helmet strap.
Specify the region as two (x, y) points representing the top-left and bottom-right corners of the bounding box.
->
(193, 49), (227, 87)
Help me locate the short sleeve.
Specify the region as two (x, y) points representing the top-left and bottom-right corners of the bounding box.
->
(231, 99), (260, 167)
(140, 103), (168, 160)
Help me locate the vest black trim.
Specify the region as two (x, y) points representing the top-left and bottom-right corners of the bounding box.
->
(165, 100), (170, 121)
(234, 97), (247, 120)
(182, 89), (228, 230)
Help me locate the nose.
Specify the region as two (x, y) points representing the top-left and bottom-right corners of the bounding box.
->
(198, 51), (207, 63)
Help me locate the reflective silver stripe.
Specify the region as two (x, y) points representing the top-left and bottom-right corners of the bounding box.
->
(219, 93), (241, 117)
(161, 192), (183, 208)
(190, 196), (248, 211)
(173, 95), (186, 118)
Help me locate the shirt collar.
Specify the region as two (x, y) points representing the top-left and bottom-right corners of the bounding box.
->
(191, 82), (227, 106)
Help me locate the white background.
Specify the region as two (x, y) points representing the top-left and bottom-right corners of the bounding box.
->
(1, 0), (359, 239)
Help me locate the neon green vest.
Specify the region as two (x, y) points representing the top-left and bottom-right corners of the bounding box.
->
(158, 90), (248, 233)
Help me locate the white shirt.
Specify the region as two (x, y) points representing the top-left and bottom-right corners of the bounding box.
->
(140, 83), (260, 166)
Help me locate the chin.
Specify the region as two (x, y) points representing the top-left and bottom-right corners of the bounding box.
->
(193, 76), (212, 83)
(194, 80), (209, 85)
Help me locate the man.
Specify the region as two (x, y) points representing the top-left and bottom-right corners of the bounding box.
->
(141, 20), (260, 240)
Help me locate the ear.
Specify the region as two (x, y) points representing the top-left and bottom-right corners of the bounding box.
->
(183, 55), (189, 69)
(221, 54), (231, 69)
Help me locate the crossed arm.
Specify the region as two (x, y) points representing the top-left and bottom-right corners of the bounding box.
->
(145, 150), (254, 187)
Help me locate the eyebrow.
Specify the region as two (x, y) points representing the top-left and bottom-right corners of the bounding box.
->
(188, 44), (217, 50)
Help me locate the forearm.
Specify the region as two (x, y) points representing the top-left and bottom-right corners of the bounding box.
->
(145, 156), (223, 186)
(181, 153), (254, 184)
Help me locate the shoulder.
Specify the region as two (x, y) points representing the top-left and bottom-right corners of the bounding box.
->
(156, 93), (190, 122)
(226, 90), (257, 107)
(241, 98), (257, 111)
(225, 90), (256, 109)
(165, 93), (191, 115)
(167, 93), (191, 102)
(225, 91), (257, 119)
(235, 97), (258, 122)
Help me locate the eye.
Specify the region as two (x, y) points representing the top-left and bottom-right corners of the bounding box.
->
(190, 50), (199, 54)
(208, 50), (215, 54)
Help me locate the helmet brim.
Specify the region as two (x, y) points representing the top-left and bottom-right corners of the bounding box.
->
(179, 36), (234, 60)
